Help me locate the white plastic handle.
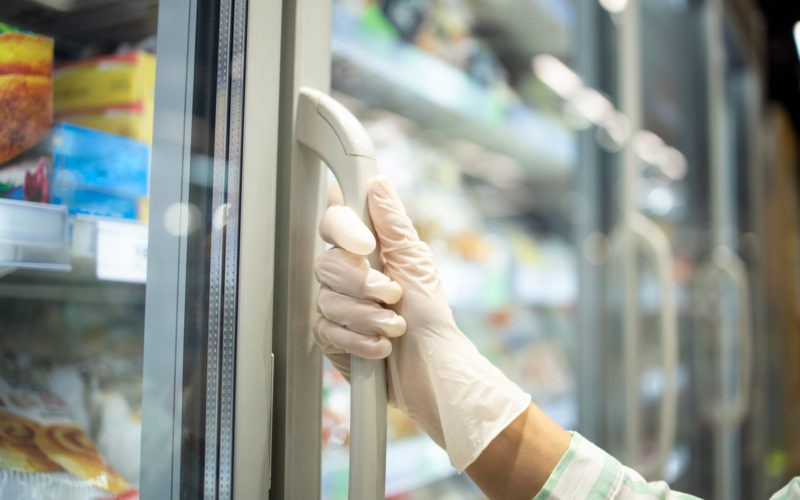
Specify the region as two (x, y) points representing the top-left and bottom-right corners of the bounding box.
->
(296, 87), (387, 500)
(629, 214), (678, 478)
(707, 246), (752, 429)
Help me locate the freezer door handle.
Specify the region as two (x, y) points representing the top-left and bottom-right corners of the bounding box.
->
(296, 87), (387, 500)
(629, 214), (679, 478)
(706, 246), (753, 428)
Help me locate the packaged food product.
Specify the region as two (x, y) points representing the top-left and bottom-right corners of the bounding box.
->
(53, 51), (155, 144)
(54, 51), (155, 115)
(50, 123), (149, 221)
(0, 378), (132, 496)
(59, 102), (154, 145)
(0, 22), (54, 164)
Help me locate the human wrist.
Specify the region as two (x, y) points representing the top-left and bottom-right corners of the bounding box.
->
(466, 404), (571, 500)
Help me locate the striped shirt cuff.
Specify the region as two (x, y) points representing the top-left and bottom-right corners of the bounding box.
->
(535, 432), (702, 500)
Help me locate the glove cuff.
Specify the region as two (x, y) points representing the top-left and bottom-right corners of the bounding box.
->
(388, 332), (533, 473)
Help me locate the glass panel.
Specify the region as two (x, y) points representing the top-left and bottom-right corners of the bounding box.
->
(0, 2), (157, 497)
(323, 0), (580, 497)
(0, 0), (231, 497)
(317, 1), (783, 498)
(635, 0), (705, 489)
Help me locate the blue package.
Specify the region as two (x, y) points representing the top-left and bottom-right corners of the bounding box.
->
(50, 123), (149, 219)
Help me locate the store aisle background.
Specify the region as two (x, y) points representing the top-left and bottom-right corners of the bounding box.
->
(0, 0), (798, 499)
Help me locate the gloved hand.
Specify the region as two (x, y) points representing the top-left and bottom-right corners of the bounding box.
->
(314, 177), (531, 472)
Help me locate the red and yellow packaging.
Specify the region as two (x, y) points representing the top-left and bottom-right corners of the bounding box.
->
(0, 379), (132, 494)
(54, 51), (155, 144)
(0, 23), (54, 164)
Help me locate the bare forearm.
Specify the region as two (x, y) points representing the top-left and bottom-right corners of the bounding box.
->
(466, 404), (572, 500)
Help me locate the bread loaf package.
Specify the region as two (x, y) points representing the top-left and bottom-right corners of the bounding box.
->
(0, 378), (134, 498)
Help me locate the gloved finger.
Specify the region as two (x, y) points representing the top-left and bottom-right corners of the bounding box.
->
(314, 317), (393, 359)
(367, 176), (437, 281)
(315, 247), (402, 304)
(322, 350), (351, 381)
(319, 205), (375, 256)
(318, 286), (406, 338)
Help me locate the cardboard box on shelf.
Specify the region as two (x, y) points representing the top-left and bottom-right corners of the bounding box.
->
(54, 51), (155, 113)
(0, 22), (54, 166)
(54, 51), (155, 144)
(50, 123), (150, 222)
(58, 101), (154, 144)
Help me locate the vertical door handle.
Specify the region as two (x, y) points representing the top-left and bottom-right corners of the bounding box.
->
(296, 87), (387, 500)
(708, 246), (752, 428)
(629, 214), (679, 478)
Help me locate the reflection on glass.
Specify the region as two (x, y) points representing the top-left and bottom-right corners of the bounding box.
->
(324, 0), (578, 497)
(0, 2), (157, 497)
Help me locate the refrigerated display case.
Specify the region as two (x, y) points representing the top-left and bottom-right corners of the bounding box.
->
(760, 104), (800, 493)
(0, 2), (156, 497)
(0, 0), (793, 499)
(0, 0), (283, 497)
(592, 1), (771, 499)
(318, 1), (582, 497)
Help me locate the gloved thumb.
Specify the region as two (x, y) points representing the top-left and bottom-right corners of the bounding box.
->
(367, 177), (437, 284)
(319, 205), (376, 256)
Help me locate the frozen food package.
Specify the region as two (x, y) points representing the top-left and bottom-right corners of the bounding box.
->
(54, 51), (155, 116)
(0, 378), (133, 498)
(0, 22), (54, 165)
(50, 123), (150, 221)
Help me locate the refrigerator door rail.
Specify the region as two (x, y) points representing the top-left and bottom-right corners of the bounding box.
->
(296, 87), (387, 500)
(703, 246), (753, 428)
(629, 213), (679, 478)
(611, 213), (679, 479)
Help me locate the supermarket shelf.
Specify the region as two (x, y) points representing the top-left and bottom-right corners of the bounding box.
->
(0, 199), (70, 273)
(466, 0), (574, 61)
(0, 0), (158, 49)
(0, 280), (145, 305)
(0, 204), (147, 288)
(331, 7), (576, 184)
(71, 216), (148, 284)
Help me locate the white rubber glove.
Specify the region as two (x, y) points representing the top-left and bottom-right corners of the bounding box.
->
(314, 177), (531, 472)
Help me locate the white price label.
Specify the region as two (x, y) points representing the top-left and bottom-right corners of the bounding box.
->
(96, 220), (148, 283)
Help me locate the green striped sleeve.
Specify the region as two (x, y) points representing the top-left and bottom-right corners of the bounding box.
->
(768, 477), (800, 500)
(535, 432), (704, 499)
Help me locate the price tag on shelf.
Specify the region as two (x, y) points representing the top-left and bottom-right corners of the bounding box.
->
(96, 220), (148, 283)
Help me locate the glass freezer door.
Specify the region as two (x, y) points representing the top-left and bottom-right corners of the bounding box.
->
(142, 0), (282, 498)
(280, 0), (587, 498)
(0, 0), (282, 498)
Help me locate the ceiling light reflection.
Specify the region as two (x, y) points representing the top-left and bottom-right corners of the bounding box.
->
(599, 0), (629, 14)
(596, 111), (631, 151)
(532, 55), (582, 98)
(164, 203), (202, 236)
(570, 87), (615, 124)
(794, 21), (800, 62)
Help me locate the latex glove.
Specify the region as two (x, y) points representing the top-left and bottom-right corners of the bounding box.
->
(315, 177), (531, 472)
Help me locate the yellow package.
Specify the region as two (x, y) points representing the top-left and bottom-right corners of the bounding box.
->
(0, 23), (54, 164)
(54, 51), (155, 115)
(60, 100), (154, 144)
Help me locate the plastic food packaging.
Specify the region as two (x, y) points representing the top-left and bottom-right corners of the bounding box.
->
(50, 123), (150, 221)
(0, 22), (54, 165)
(54, 51), (155, 144)
(0, 378), (133, 498)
